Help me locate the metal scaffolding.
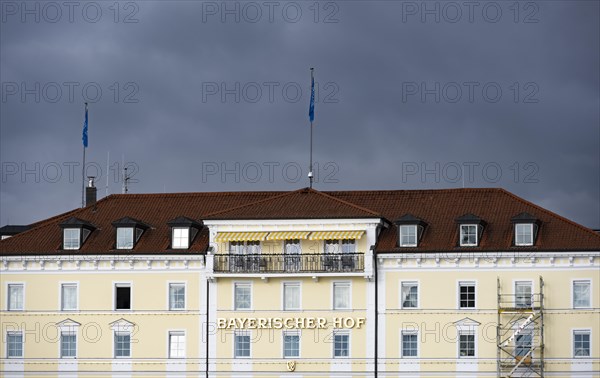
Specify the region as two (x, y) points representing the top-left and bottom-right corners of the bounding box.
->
(497, 276), (545, 378)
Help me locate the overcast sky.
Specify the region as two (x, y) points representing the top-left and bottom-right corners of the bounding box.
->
(1, 1), (599, 229)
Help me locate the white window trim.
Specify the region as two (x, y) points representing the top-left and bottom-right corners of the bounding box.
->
(515, 223), (534, 246)
(281, 281), (302, 311)
(233, 330), (252, 358)
(283, 239), (302, 254)
(332, 329), (351, 358)
(332, 281), (352, 310)
(116, 227), (135, 250)
(59, 331), (77, 359)
(572, 279), (592, 309)
(282, 330), (301, 359)
(400, 329), (419, 358)
(167, 329), (186, 359)
(233, 281), (253, 311)
(399, 225), (418, 247)
(459, 224), (478, 246)
(513, 279), (534, 308)
(59, 282), (79, 311)
(63, 228), (81, 250)
(457, 330), (477, 358)
(113, 330), (132, 359)
(113, 281), (133, 311)
(6, 330), (24, 358)
(6, 282), (25, 312)
(171, 227), (190, 249)
(400, 280), (420, 309)
(457, 280), (477, 310)
(167, 281), (187, 311)
(572, 328), (592, 358)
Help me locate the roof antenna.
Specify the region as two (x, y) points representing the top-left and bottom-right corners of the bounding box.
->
(122, 166), (130, 194)
(308, 67), (315, 189)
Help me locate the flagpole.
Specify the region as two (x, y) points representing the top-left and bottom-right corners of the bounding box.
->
(81, 102), (88, 207)
(308, 68), (315, 189)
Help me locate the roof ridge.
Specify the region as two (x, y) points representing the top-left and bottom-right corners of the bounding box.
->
(202, 188), (307, 218)
(499, 188), (600, 240)
(310, 188), (381, 216)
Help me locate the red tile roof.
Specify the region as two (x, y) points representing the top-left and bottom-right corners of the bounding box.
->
(1, 188), (599, 255)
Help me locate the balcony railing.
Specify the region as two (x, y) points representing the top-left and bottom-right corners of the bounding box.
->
(213, 253), (364, 273)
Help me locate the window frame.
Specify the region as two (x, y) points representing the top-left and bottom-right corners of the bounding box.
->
(458, 331), (476, 358)
(572, 279), (592, 309)
(60, 282), (79, 311)
(515, 223), (534, 246)
(458, 281), (477, 309)
(116, 227), (135, 250)
(332, 330), (350, 358)
(63, 228), (81, 250)
(6, 283), (25, 311)
(60, 331), (77, 359)
(573, 329), (591, 358)
(332, 281), (351, 310)
(399, 225), (418, 247)
(114, 282), (132, 311)
(282, 330), (301, 358)
(401, 330), (419, 358)
(168, 330), (186, 359)
(459, 224), (478, 246)
(114, 331), (131, 358)
(234, 330), (251, 358)
(6, 331), (24, 358)
(168, 282), (186, 311)
(171, 227), (190, 249)
(400, 281), (419, 309)
(514, 280), (533, 308)
(234, 282), (252, 311)
(282, 282), (301, 311)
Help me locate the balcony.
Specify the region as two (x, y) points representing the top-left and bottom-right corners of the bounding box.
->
(212, 253), (365, 274)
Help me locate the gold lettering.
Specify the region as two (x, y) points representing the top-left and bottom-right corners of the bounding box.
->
(317, 317), (327, 329)
(273, 318), (283, 329)
(306, 318), (316, 329)
(217, 318), (227, 329)
(285, 318), (295, 329)
(257, 318), (267, 329)
(356, 317), (366, 329)
(344, 317), (356, 328)
(333, 317), (342, 328)
(295, 317), (305, 329)
(227, 318), (236, 329)
(247, 318), (257, 329)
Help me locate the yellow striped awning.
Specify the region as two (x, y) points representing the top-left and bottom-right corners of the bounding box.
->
(214, 232), (269, 242)
(266, 231), (311, 241)
(308, 231), (364, 240)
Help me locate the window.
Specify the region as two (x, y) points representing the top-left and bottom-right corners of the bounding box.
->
(460, 225), (478, 246)
(115, 284), (131, 310)
(573, 280), (591, 308)
(284, 239), (301, 254)
(60, 332), (76, 358)
(234, 283), (251, 310)
(229, 241), (261, 254)
(341, 239), (356, 253)
(515, 331), (532, 357)
(402, 332), (418, 357)
(114, 332), (131, 358)
(325, 239), (339, 254)
(325, 239), (356, 254)
(116, 227), (134, 249)
(333, 282), (350, 310)
(63, 229), (80, 250)
(7, 331), (23, 358)
(459, 282), (476, 309)
(459, 332), (475, 357)
(234, 331), (251, 358)
(574, 331), (591, 357)
(399, 225), (417, 247)
(333, 331), (349, 357)
(169, 332), (185, 358)
(61, 284), (77, 311)
(172, 228), (189, 249)
(515, 281), (532, 308)
(284, 239), (301, 271)
(247, 240), (261, 254)
(169, 283), (185, 310)
(283, 331), (300, 358)
(401, 282), (418, 308)
(7, 284), (24, 311)
(515, 223), (534, 246)
(283, 283), (300, 310)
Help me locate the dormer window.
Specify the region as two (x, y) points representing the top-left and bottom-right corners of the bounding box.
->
(460, 225), (478, 246)
(111, 217), (150, 250)
(59, 217), (96, 250)
(456, 214), (485, 247)
(167, 217), (202, 250)
(395, 214), (428, 248)
(511, 212), (540, 246)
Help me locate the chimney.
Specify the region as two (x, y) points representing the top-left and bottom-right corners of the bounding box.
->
(85, 176), (97, 207)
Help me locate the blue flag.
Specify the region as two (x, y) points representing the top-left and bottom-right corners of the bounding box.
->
(82, 105), (88, 148)
(308, 73), (315, 122)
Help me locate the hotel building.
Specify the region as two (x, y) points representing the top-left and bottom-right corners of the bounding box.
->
(1, 185), (599, 377)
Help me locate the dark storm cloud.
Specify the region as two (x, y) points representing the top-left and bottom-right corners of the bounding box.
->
(1, 0), (598, 229)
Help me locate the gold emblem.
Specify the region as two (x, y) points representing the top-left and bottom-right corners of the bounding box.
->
(286, 360), (296, 372)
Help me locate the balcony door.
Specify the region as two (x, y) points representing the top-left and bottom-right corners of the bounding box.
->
(284, 239), (301, 272)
